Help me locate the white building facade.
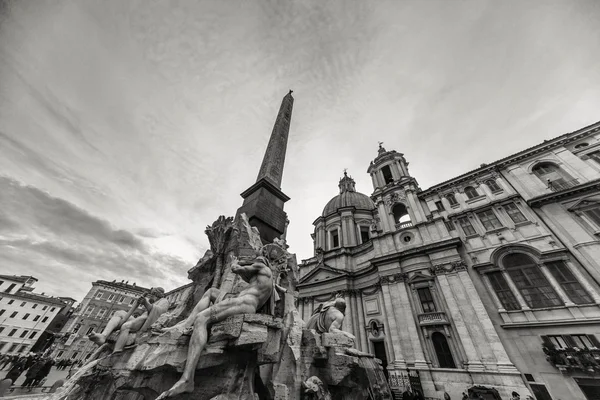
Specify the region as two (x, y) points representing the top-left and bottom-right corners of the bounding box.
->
(0, 275), (66, 355)
(299, 121), (600, 400)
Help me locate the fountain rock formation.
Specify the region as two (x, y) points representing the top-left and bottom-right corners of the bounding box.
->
(47, 214), (391, 400)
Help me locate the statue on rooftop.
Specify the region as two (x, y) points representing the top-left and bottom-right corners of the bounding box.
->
(88, 287), (169, 355)
(306, 297), (355, 340)
(155, 254), (281, 399)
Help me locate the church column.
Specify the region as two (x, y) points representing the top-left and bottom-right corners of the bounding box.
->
(380, 279), (406, 368)
(434, 269), (484, 371)
(395, 279), (427, 369)
(350, 291), (363, 351)
(376, 200), (392, 233)
(455, 263), (517, 371)
(343, 291), (355, 337)
(405, 190), (425, 224)
(356, 292), (369, 351)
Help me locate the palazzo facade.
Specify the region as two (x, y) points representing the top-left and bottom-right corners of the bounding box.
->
(298, 121), (600, 400)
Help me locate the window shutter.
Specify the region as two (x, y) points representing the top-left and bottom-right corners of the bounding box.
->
(541, 335), (553, 348)
(563, 335), (577, 348)
(588, 335), (600, 348)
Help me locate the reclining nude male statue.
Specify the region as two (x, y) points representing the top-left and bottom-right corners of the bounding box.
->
(87, 287), (169, 355)
(155, 255), (278, 399)
(306, 297), (355, 340)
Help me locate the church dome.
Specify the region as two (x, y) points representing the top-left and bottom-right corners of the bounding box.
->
(322, 172), (376, 217)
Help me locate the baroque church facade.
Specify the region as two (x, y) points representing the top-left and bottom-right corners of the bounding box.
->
(298, 121), (600, 400)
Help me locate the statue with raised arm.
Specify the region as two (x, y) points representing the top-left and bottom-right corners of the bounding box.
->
(306, 297), (355, 340)
(155, 254), (276, 399)
(88, 287), (168, 355)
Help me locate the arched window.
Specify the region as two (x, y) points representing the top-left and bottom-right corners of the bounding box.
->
(446, 193), (458, 206)
(532, 162), (575, 190)
(485, 179), (502, 192)
(464, 186), (479, 199)
(432, 332), (456, 368)
(503, 253), (562, 308)
(392, 203), (411, 225)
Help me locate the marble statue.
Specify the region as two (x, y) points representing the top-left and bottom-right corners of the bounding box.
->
(88, 287), (168, 354)
(305, 297), (355, 340)
(155, 255), (276, 399)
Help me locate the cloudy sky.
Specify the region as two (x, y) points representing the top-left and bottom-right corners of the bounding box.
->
(1, 0), (599, 301)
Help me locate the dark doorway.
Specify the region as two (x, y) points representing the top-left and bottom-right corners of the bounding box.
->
(529, 384), (553, 400)
(372, 340), (389, 380)
(432, 332), (456, 368)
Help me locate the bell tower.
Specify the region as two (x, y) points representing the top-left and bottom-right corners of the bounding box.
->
(236, 91), (294, 243)
(368, 143), (427, 233)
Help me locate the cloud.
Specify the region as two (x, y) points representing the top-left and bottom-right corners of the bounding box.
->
(0, 176), (190, 299)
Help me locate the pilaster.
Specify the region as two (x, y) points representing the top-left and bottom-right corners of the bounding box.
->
(395, 280), (428, 369)
(380, 281), (406, 368)
(356, 292), (369, 352)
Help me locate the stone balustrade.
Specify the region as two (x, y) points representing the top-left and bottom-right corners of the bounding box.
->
(417, 311), (448, 326)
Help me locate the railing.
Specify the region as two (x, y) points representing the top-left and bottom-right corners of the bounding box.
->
(417, 311), (448, 325)
(548, 179), (578, 191)
(395, 221), (413, 230)
(543, 346), (600, 373)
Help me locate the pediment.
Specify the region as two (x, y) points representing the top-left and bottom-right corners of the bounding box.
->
(568, 196), (600, 211)
(299, 264), (347, 284)
(406, 271), (434, 284)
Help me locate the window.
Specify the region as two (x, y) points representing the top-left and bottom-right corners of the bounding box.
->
(32, 304), (37, 309)
(72, 324), (81, 334)
(417, 287), (436, 313)
(588, 150), (600, 165)
(546, 335), (568, 349)
(10, 311), (17, 318)
(118, 296), (125, 304)
(381, 165), (394, 184)
(504, 253), (563, 308)
(486, 179), (502, 192)
(129, 298), (136, 306)
(42, 306), (47, 310)
(95, 291), (103, 299)
(8, 343), (18, 352)
(33, 315), (40, 321)
(5, 284), (16, 294)
(582, 206), (600, 227)
(51, 307), (55, 311)
(330, 230), (340, 249)
(464, 186), (479, 199)
(446, 194), (458, 206)
(29, 331), (37, 339)
(84, 305), (95, 316)
(532, 162), (576, 190)
(19, 330), (29, 338)
(96, 308), (106, 318)
(359, 226), (370, 244)
(18, 344), (28, 353)
(107, 294), (115, 301)
(487, 272), (521, 311)
(22, 313), (30, 320)
(56, 351), (64, 358)
(545, 260), (593, 304)
(42, 316), (48, 322)
(435, 201), (445, 211)
(20, 302), (26, 307)
(457, 217), (476, 236)
(0, 310), (4, 316)
(8, 329), (17, 337)
(432, 332), (456, 368)
(571, 334), (594, 349)
(477, 209), (503, 231)
(86, 326), (96, 335)
(0, 327), (3, 334)
(444, 220), (455, 231)
(504, 203), (527, 223)
(8, 300), (14, 305)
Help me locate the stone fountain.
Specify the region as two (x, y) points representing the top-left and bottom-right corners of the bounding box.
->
(46, 214), (392, 400)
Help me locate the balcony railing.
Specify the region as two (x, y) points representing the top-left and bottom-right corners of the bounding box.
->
(548, 179), (578, 192)
(395, 221), (413, 230)
(417, 311), (448, 325)
(543, 346), (600, 374)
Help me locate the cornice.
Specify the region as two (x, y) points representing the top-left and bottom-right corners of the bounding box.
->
(528, 178), (600, 207)
(421, 122), (600, 196)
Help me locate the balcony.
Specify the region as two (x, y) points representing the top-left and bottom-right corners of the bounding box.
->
(543, 346), (600, 374)
(417, 311), (449, 326)
(548, 179), (578, 192)
(395, 221), (413, 231)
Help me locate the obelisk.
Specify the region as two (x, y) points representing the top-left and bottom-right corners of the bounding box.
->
(236, 91), (294, 243)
